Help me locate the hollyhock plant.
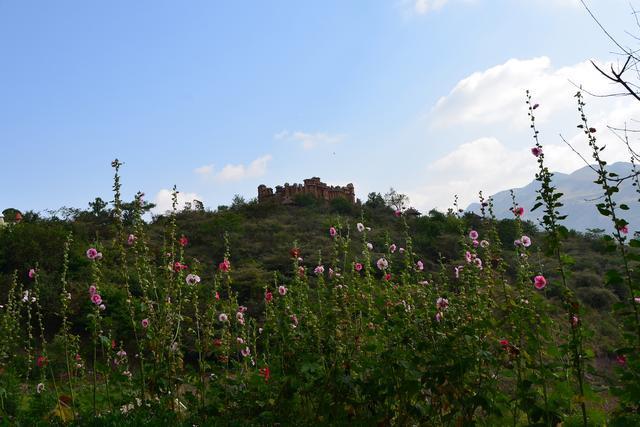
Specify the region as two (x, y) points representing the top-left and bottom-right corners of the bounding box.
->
(521, 235), (532, 247)
(474, 258), (483, 269)
(127, 234), (136, 246)
(469, 230), (479, 240)
(89, 285), (97, 296)
(241, 347), (251, 357)
(465, 251), (473, 263)
(259, 366), (271, 382)
(91, 294), (103, 305)
(634, 297), (640, 304)
(141, 318), (150, 328)
(36, 383), (45, 394)
(480, 240), (489, 248)
(218, 313), (228, 323)
(531, 146), (543, 157)
(436, 297), (449, 310)
(265, 291), (273, 303)
(513, 206), (524, 217)
(472, 240), (479, 248)
(618, 224), (629, 235)
(389, 244), (397, 253)
(416, 260), (424, 271)
(534, 275), (547, 290)
(394, 209), (401, 217)
(354, 262), (363, 272)
(314, 265), (325, 275)
(329, 226), (337, 237)
(28, 268), (36, 279)
(174, 262), (188, 272)
(179, 235), (189, 247)
(278, 285), (287, 296)
(36, 355), (47, 368)
(366, 242), (373, 251)
(356, 222), (365, 232)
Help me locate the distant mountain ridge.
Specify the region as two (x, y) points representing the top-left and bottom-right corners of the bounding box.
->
(466, 162), (639, 232)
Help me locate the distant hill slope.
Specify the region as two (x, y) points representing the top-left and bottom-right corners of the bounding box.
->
(467, 162), (639, 232)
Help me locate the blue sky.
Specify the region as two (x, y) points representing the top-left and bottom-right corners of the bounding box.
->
(1, 0), (637, 215)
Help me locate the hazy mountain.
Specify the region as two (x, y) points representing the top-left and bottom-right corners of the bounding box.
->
(467, 162), (639, 232)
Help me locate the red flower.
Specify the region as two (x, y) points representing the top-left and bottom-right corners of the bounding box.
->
(215, 291), (220, 300)
(616, 354), (627, 366)
(290, 248), (300, 258)
(111, 340), (116, 349)
(265, 291), (273, 303)
(219, 258), (231, 272)
(384, 273), (391, 281)
(213, 338), (222, 347)
(512, 207), (524, 217)
(179, 235), (189, 247)
(36, 356), (48, 368)
(259, 366), (271, 383)
(499, 339), (509, 347)
(173, 262), (188, 272)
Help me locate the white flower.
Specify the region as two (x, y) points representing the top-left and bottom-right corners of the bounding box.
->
(356, 222), (365, 232)
(366, 242), (373, 250)
(36, 383), (45, 394)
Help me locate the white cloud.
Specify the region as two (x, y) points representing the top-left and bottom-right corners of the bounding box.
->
(194, 164), (214, 176)
(430, 56), (618, 129)
(413, 0), (451, 14)
(152, 189), (203, 215)
(274, 130), (344, 150)
(215, 154), (272, 182)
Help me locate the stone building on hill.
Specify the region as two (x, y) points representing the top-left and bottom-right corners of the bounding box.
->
(258, 177), (355, 204)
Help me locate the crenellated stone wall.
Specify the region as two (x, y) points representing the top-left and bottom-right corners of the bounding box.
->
(258, 177), (355, 204)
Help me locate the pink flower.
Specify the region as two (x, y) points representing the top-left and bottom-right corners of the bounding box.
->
(89, 285), (97, 296)
(521, 236), (532, 247)
(376, 258), (388, 270)
(238, 305), (248, 313)
(531, 147), (542, 157)
(290, 314), (299, 327)
(472, 240), (479, 248)
(127, 234), (136, 246)
(513, 207), (524, 217)
(298, 266), (305, 277)
(389, 244), (397, 253)
(399, 247), (405, 254)
(28, 268), (36, 279)
(436, 297), (449, 310)
(514, 239), (521, 247)
(236, 312), (244, 322)
(215, 291), (220, 300)
(314, 265), (325, 275)
(435, 312), (443, 322)
(356, 223), (365, 232)
(219, 258), (231, 272)
(218, 313), (228, 322)
(265, 291), (273, 302)
(416, 260), (424, 271)
(185, 274), (201, 285)
(95, 252), (103, 260)
(278, 285), (287, 296)
(141, 318), (150, 328)
(179, 235), (189, 247)
(394, 209), (401, 217)
(465, 251), (472, 263)
(99, 304), (106, 311)
(634, 297), (640, 304)
(329, 268), (334, 278)
(474, 258), (483, 269)
(533, 275), (547, 290)
(86, 248), (98, 260)
(618, 225), (629, 235)
(354, 262), (363, 272)
(469, 230), (479, 240)
(91, 293), (102, 305)
(241, 347), (251, 357)
(571, 315), (579, 327)
(480, 240), (489, 248)
(366, 242), (373, 251)
(329, 227), (337, 237)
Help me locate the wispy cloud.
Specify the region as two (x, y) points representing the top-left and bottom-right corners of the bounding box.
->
(194, 155), (272, 183)
(274, 130), (344, 150)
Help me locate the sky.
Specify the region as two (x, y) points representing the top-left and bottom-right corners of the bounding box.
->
(2, 0), (640, 216)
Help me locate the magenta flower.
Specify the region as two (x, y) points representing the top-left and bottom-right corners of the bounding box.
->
(28, 268), (36, 279)
(469, 230), (479, 240)
(314, 265), (325, 275)
(618, 225), (629, 235)
(91, 293), (102, 305)
(521, 236), (532, 247)
(278, 285), (287, 296)
(127, 234), (136, 246)
(376, 257), (388, 270)
(533, 275), (547, 290)
(265, 291), (273, 302)
(89, 285), (97, 296)
(616, 354), (627, 366)
(416, 260), (424, 271)
(472, 240), (479, 248)
(571, 315), (579, 327)
(238, 305), (248, 313)
(394, 209), (401, 217)
(465, 251), (473, 263)
(218, 258), (231, 272)
(513, 207), (524, 217)
(389, 244), (397, 253)
(86, 248), (98, 260)
(354, 262), (363, 272)
(531, 146), (542, 157)
(241, 347), (251, 357)
(141, 318), (150, 328)
(329, 227), (337, 237)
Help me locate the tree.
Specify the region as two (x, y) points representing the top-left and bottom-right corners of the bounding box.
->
(383, 188), (409, 211)
(365, 192), (385, 209)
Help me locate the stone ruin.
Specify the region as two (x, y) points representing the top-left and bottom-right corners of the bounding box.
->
(258, 177), (355, 205)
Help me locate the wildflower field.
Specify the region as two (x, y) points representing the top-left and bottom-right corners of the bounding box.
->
(1, 95), (640, 426)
